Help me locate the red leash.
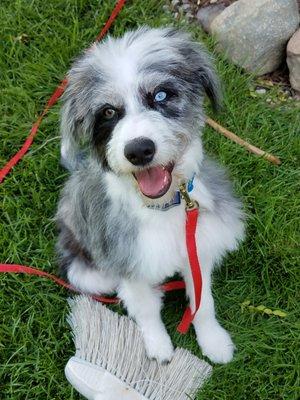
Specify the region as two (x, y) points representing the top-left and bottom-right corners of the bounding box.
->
(0, 80), (68, 183)
(177, 207), (202, 334)
(0, 0), (126, 184)
(0, 263), (185, 305)
(0, 0), (203, 334)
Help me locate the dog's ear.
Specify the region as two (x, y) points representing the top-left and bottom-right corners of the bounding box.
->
(195, 54), (222, 112)
(182, 43), (222, 111)
(166, 28), (222, 111)
(60, 44), (107, 171)
(60, 49), (97, 171)
(60, 95), (83, 171)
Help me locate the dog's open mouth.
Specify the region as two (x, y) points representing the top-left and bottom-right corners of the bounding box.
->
(134, 163), (174, 199)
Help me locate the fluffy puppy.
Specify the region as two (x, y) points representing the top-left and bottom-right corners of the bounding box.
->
(56, 27), (245, 364)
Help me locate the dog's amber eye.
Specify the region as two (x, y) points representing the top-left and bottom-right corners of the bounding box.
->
(103, 108), (116, 120)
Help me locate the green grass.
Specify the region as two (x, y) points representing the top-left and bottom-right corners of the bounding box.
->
(0, 0), (299, 399)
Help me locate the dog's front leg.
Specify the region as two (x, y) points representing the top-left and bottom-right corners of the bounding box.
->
(183, 266), (235, 364)
(118, 280), (174, 363)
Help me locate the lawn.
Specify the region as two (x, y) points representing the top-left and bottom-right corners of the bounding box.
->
(0, 0), (299, 399)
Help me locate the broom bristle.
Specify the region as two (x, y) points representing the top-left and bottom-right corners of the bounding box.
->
(67, 295), (212, 400)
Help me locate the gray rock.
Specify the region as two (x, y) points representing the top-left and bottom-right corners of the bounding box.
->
(287, 29), (300, 91)
(211, 0), (300, 75)
(196, 4), (226, 34)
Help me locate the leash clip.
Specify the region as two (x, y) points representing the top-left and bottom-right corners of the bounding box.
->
(179, 183), (199, 210)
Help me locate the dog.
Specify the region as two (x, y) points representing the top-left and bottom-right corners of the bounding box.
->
(56, 27), (245, 364)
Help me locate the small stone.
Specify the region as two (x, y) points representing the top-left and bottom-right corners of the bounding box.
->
(174, 12), (179, 19)
(287, 29), (300, 92)
(255, 88), (267, 94)
(196, 4), (226, 34)
(182, 4), (191, 12)
(210, 0), (218, 3)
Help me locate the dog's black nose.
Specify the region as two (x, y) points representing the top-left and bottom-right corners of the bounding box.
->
(124, 137), (155, 166)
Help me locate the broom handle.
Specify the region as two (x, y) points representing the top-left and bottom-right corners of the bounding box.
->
(206, 117), (281, 165)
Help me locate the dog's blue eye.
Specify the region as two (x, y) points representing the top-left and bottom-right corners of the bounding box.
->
(154, 91), (167, 102)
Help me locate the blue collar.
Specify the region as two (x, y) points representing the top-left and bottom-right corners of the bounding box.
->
(147, 174), (195, 211)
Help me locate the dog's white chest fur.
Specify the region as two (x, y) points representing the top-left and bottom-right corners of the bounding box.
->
(135, 206), (187, 284)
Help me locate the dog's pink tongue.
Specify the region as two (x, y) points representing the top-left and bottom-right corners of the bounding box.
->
(135, 166), (172, 198)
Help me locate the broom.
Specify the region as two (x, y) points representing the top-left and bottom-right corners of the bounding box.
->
(65, 295), (212, 400)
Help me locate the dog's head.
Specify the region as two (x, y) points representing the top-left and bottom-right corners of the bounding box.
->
(61, 27), (221, 201)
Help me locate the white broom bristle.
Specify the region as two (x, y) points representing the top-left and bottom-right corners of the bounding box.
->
(67, 295), (212, 400)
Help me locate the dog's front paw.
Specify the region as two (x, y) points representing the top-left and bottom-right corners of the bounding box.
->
(196, 323), (235, 364)
(143, 331), (174, 364)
